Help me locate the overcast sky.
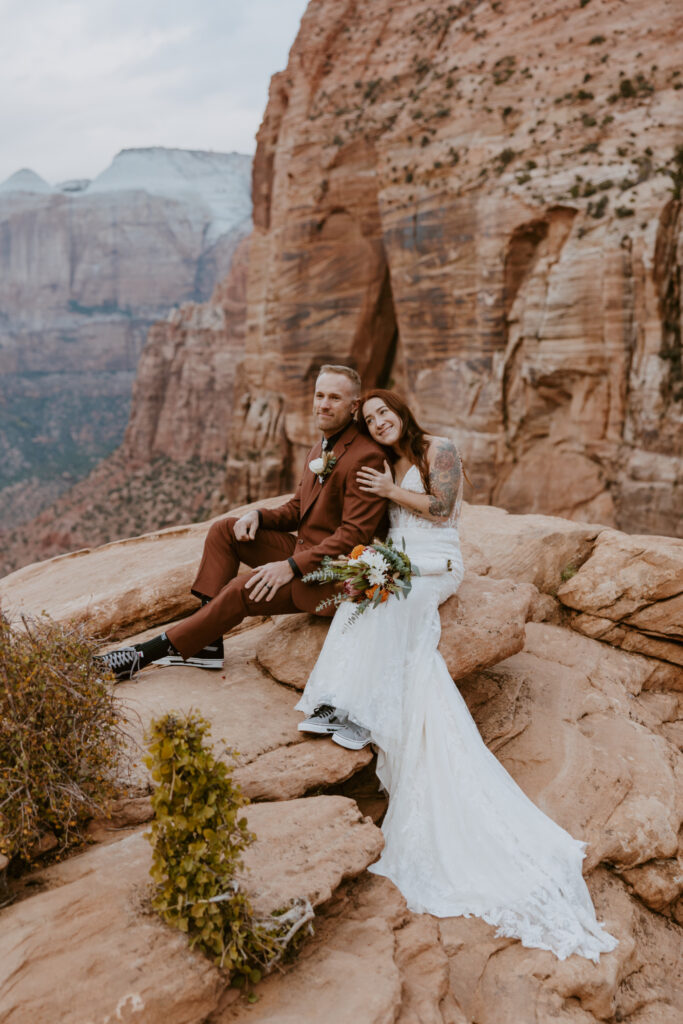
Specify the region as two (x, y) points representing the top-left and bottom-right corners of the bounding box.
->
(0, 0), (309, 185)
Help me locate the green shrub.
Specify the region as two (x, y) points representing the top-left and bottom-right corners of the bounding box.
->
(492, 55), (516, 85)
(145, 712), (313, 980)
(495, 148), (517, 173)
(0, 612), (123, 869)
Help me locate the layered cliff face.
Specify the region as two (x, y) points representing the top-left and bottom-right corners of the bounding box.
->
(0, 148), (251, 528)
(227, 0), (683, 535)
(0, 238), (250, 576)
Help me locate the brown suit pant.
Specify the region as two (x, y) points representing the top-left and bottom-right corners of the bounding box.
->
(166, 517), (308, 659)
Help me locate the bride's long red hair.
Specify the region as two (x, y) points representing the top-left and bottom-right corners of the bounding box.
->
(357, 389), (431, 491)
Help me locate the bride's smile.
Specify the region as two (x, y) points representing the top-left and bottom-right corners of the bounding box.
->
(362, 397), (402, 447)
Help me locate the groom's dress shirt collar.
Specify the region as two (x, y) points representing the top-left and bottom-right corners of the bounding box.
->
(321, 422), (352, 451)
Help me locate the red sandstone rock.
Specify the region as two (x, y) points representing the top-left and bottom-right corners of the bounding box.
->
(2, 499), (682, 1021)
(255, 573), (537, 689)
(225, 0), (683, 540)
(0, 494), (289, 638)
(558, 529), (683, 667)
(0, 798), (383, 1024)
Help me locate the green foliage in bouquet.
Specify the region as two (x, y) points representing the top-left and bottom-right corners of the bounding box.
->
(145, 712), (313, 982)
(303, 536), (418, 628)
(0, 610), (123, 871)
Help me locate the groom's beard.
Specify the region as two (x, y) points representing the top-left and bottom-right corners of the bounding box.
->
(316, 412), (354, 439)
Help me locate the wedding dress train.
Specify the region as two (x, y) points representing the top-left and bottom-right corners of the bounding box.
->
(296, 466), (617, 962)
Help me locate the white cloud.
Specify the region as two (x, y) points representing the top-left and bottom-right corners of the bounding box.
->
(0, 0), (309, 183)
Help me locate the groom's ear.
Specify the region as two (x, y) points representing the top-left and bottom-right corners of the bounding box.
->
(350, 397), (360, 416)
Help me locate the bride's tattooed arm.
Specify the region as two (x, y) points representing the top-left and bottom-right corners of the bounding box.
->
(427, 440), (462, 520)
(358, 437), (462, 522)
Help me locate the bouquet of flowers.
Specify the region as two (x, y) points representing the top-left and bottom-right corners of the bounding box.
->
(302, 537), (418, 628)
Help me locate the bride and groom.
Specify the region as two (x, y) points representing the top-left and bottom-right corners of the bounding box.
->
(99, 364), (617, 962)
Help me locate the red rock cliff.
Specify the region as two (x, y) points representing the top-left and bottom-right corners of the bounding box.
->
(227, 0), (683, 535)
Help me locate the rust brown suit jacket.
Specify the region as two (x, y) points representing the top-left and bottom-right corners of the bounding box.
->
(258, 420), (389, 613)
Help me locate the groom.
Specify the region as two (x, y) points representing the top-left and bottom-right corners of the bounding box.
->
(98, 365), (389, 686)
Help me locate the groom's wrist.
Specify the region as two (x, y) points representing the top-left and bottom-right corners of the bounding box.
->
(287, 556), (301, 577)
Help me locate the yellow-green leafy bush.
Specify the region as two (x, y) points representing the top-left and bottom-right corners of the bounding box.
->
(0, 611), (123, 868)
(146, 712), (313, 982)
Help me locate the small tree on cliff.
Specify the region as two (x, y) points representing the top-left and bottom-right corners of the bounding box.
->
(145, 711), (313, 983)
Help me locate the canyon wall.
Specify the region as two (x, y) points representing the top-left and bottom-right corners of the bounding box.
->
(0, 238), (250, 576)
(226, 0), (682, 535)
(0, 148), (251, 529)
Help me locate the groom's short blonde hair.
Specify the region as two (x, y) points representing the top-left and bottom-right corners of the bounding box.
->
(317, 364), (361, 395)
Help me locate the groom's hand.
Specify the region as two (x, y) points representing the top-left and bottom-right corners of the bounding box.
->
(245, 559), (294, 602)
(234, 510), (260, 541)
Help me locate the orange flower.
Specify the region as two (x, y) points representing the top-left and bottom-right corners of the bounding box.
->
(365, 585), (378, 600)
(350, 544), (366, 559)
(380, 589), (390, 602)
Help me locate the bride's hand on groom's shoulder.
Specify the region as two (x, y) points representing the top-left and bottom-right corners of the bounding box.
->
(357, 460), (395, 499)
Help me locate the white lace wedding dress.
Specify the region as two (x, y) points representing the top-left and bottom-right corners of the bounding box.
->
(296, 465), (617, 962)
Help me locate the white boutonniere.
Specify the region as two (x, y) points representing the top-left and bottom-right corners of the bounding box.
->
(309, 450), (337, 484)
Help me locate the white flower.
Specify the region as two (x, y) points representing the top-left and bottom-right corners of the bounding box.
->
(309, 457), (325, 474)
(362, 550), (390, 588)
(362, 550), (389, 574)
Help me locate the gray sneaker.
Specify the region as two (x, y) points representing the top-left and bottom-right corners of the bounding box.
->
(331, 720), (372, 750)
(298, 703), (347, 735)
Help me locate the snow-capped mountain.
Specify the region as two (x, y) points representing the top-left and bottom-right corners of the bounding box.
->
(0, 147), (253, 243)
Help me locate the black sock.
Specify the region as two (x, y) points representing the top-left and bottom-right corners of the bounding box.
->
(134, 632), (177, 666)
(200, 595), (223, 649)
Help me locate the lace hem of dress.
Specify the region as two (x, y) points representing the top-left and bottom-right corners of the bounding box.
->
(367, 861), (618, 963)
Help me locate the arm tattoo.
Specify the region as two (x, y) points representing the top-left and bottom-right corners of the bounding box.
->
(427, 441), (462, 519)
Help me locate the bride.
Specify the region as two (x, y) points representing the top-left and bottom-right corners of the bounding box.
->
(296, 389), (617, 962)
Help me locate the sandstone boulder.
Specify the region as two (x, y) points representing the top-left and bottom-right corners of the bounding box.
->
(118, 623), (372, 802)
(437, 575), (538, 681)
(0, 495), (290, 638)
(558, 530), (683, 667)
(459, 624), (683, 903)
(459, 503), (603, 594)
(0, 797), (383, 1024)
(439, 869), (682, 1024)
(221, 866), (683, 1024)
(234, 740), (373, 803)
(220, 916), (401, 1024)
(256, 573), (538, 688)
